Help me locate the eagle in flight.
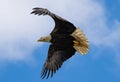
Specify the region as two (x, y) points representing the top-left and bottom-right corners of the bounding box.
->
(31, 7), (89, 79)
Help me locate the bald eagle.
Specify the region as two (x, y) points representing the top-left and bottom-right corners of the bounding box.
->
(31, 7), (89, 79)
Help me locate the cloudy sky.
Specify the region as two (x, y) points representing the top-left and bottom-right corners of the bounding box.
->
(0, 0), (120, 82)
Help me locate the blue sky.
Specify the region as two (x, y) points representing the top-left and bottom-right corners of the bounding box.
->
(0, 0), (120, 82)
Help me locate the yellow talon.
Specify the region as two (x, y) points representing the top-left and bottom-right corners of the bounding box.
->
(73, 40), (80, 46)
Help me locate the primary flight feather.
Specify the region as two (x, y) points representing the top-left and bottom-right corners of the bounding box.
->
(31, 7), (89, 79)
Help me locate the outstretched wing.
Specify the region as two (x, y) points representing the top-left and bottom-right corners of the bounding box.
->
(31, 7), (69, 23)
(31, 7), (76, 35)
(41, 44), (75, 79)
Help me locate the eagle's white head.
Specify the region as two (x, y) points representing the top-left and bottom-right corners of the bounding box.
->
(37, 35), (51, 43)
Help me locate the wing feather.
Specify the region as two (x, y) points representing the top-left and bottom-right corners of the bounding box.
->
(31, 7), (68, 22)
(41, 44), (75, 79)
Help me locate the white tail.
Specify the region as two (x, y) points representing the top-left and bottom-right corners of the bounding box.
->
(71, 28), (89, 55)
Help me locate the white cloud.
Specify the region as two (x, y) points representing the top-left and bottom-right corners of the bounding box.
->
(0, 0), (120, 65)
(0, 0), (51, 62)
